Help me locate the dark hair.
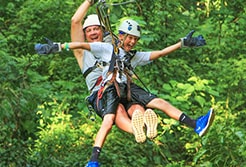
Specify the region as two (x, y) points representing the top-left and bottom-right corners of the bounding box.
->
(119, 30), (126, 35)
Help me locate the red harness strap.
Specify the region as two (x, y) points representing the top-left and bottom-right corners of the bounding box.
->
(90, 76), (103, 92)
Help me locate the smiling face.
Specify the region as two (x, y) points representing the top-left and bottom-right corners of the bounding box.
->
(84, 25), (104, 42)
(119, 33), (139, 52)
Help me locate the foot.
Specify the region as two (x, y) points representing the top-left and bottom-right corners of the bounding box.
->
(132, 109), (146, 143)
(195, 108), (215, 137)
(144, 109), (158, 139)
(85, 161), (100, 167)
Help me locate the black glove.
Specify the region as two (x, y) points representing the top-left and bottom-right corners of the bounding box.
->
(180, 30), (206, 47)
(35, 37), (61, 55)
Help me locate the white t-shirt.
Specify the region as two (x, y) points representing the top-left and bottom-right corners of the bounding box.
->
(82, 50), (102, 92)
(89, 42), (151, 84)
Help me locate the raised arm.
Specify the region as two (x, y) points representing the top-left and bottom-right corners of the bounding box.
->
(71, 0), (92, 69)
(71, 0), (91, 43)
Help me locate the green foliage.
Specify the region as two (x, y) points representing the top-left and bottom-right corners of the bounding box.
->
(0, 0), (245, 166)
(193, 107), (246, 166)
(28, 101), (95, 167)
(0, 44), (48, 166)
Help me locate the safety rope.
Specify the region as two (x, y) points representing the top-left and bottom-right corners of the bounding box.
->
(96, 0), (151, 93)
(96, 0), (119, 54)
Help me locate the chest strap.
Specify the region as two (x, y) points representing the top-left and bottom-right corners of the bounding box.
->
(83, 61), (108, 78)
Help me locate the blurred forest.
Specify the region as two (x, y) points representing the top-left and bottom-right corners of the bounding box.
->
(0, 0), (245, 166)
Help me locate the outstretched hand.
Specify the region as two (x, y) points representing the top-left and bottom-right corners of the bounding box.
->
(35, 38), (61, 55)
(180, 30), (206, 47)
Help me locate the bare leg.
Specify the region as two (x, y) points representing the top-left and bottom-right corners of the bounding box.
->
(127, 104), (145, 118)
(114, 104), (133, 133)
(115, 104), (145, 133)
(94, 114), (115, 147)
(146, 98), (182, 121)
(115, 103), (146, 143)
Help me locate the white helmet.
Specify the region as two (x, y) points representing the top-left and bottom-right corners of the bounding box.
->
(83, 14), (104, 30)
(118, 19), (141, 37)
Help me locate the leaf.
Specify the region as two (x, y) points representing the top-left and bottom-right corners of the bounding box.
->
(194, 95), (206, 107)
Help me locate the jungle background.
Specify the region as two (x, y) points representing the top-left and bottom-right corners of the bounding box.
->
(0, 0), (245, 166)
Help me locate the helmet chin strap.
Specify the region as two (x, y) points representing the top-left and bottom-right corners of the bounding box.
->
(120, 34), (128, 51)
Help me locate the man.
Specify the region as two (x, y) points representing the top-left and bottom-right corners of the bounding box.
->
(70, 1), (157, 167)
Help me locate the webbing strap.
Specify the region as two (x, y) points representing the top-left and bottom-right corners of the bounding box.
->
(96, 0), (119, 54)
(83, 64), (97, 78)
(83, 61), (108, 78)
(89, 76), (103, 92)
(108, 48), (117, 73)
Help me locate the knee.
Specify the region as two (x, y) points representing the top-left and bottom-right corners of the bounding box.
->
(101, 117), (114, 131)
(156, 98), (169, 105)
(116, 103), (125, 115)
(127, 104), (144, 117)
(150, 98), (170, 107)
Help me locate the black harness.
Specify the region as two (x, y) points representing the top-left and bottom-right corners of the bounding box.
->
(83, 61), (108, 78)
